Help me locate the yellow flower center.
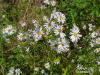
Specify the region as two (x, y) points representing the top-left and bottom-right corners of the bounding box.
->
(20, 34), (24, 38)
(62, 44), (64, 46)
(96, 48), (100, 52)
(8, 29), (12, 32)
(74, 33), (78, 37)
(8, 25), (12, 28)
(3, 29), (6, 32)
(58, 29), (61, 33)
(98, 40), (100, 43)
(37, 31), (41, 35)
(46, 64), (49, 67)
(48, 23), (51, 27)
(47, 41), (50, 44)
(35, 21), (38, 25)
(60, 16), (64, 21)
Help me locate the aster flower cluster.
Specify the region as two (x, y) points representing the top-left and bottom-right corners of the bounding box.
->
(7, 67), (22, 75)
(1, 0), (100, 74)
(2, 25), (16, 36)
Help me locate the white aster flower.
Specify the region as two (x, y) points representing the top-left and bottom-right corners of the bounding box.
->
(57, 12), (66, 24)
(3, 25), (16, 35)
(51, 12), (66, 24)
(60, 32), (66, 39)
(76, 64), (85, 70)
(88, 24), (95, 31)
(83, 25), (86, 30)
(41, 69), (45, 74)
(54, 59), (60, 64)
(70, 24), (82, 43)
(90, 39), (96, 47)
(96, 38), (100, 45)
(50, 0), (56, 6)
(41, 5), (46, 9)
(7, 73), (13, 75)
(34, 67), (39, 72)
(50, 8), (57, 20)
(44, 62), (50, 69)
(54, 25), (66, 38)
(70, 24), (79, 33)
(21, 22), (26, 27)
(2, 15), (5, 18)
(43, 0), (50, 5)
(32, 19), (39, 26)
(43, 16), (49, 22)
(96, 57), (100, 65)
(49, 40), (57, 49)
(6, 26), (16, 35)
(56, 41), (69, 53)
(94, 48), (100, 53)
(15, 68), (22, 75)
(17, 33), (25, 41)
(33, 27), (44, 41)
(91, 32), (98, 38)
(25, 47), (30, 52)
(2, 28), (7, 34)
(7, 67), (14, 75)
(56, 38), (69, 53)
(44, 21), (55, 31)
(9, 67), (14, 73)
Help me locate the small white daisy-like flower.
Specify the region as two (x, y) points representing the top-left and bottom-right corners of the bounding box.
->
(54, 25), (63, 35)
(43, 16), (49, 22)
(21, 22), (26, 27)
(60, 32), (66, 39)
(41, 69), (45, 74)
(70, 24), (79, 33)
(56, 43), (69, 53)
(44, 62), (50, 70)
(8, 67), (14, 74)
(33, 27), (44, 41)
(96, 38), (100, 45)
(2, 15), (5, 18)
(76, 64), (85, 70)
(32, 19), (39, 26)
(56, 38), (69, 53)
(34, 67), (39, 72)
(41, 5), (46, 9)
(88, 24), (95, 31)
(54, 25), (66, 38)
(83, 25), (86, 30)
(15, 68), (22, 75)
(91, 31), (98, 38)
(57, 12), (66, 24)
(50, 8), (57, 20)
(49, 40), (57, 49)
(3, 25), (16, 35)
(96, 59), (100, 65)
(7, 73), (13, 75)
(50, 0), (56, 6)
(2, 28), (7, 34)
(6, 26), (16, 35)
(54, 59), (60, 64)
(17, 33), (25, 41)
(90, 39), (96, 47)
(51, 12), (66, 24)
(94, 48), (100, 53)
(43, 0), (50, 5)
(44, 21), (55, 31)
(25, 47), (30, 52)
(70, 24), (82, 43)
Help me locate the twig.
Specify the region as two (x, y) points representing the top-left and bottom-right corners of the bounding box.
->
(0, 64), (4, 75)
